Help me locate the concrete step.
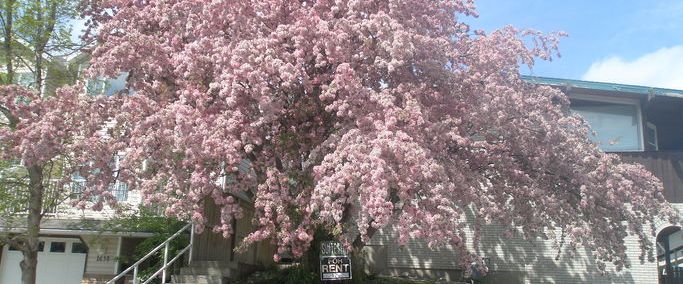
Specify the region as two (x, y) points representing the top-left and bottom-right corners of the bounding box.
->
(188, 260), (224, 268)
(179, 266), (224, 276)
(171, 274), (223, 284)
(173, 261), (242, 283)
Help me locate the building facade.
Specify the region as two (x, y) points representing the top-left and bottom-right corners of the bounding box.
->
(0, 52), (151, 284)
(6, 53), (682, 284)
(363, 77), (683, 284)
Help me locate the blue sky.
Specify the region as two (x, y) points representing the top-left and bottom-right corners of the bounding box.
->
(470, 0), (683, 89)
(69, 1), (683, 89)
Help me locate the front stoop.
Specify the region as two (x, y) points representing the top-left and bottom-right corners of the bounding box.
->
(171, 261), (237, 284)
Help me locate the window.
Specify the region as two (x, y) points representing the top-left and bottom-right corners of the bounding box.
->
(70, 178), (86, 199)
(658, 227), (683, 283)
(82, 70), (128, 96)
(16, 72), (35, 88)
(111, 182), (128, 202)
(50, 242), (66, 253)
(646, 122), (658, 150)
(104, 72), (128, 96)
(79, 64), (107, 96)
(71, 242), (88, 254)
(86, 79), (107, 95)
(571, 98), (643, 151)
(8, 241), (43, 251)
(111, 155), (128, 201)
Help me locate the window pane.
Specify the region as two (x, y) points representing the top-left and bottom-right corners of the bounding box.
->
(17, 73), (35, 88)
(71, 242), (88, 254)
(571, 100), (642, 151)
(646, 124), (658, 149)
(104, 72), (128, 96)
(115, 182), (128, 201)
(71, 176), (85, 199)
(9, 241), (44, 251)
(50, 242), (66, 253)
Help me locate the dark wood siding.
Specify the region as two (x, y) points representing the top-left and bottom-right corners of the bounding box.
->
(193, 200), (234, 262)
(617, 151), (683, 203)
(192, 199), (271, 265)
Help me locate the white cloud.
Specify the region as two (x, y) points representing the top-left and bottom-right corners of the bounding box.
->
(582, 46), (683, 89)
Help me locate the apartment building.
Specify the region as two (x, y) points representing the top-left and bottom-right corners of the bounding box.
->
(146, 76), (683, 284)
(362, 77), (683, 284)
(0, 52), (151, 284)
(6, 52), (682, 284)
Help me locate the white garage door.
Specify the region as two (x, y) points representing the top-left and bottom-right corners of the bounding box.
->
(0, 237), (87, 284)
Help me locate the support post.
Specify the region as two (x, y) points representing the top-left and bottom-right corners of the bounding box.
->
(162, 242), (169, 283)
(189, 223), (195, 265)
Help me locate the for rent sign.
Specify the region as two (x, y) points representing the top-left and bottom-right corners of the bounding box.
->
(320, 241), (352, 281)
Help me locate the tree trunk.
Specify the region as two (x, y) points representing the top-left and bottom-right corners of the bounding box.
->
(349, 240), (368, 283)
(349, 246), (366, 284)
(34, 0), (58, 96)
(19, 249), (37, 284)
(33, 0), (44, 94)
(349, 227), (377, 284)
(2, 0), (15, 85)
(34, 55), (43, 94)
(20, 165), (44, 284)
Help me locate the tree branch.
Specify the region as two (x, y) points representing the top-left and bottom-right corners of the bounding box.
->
(0, 105), (19, 128)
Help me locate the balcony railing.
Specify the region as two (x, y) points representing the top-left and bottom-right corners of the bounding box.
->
(71, 179), (129, 202)
(617, 151), (683, 203)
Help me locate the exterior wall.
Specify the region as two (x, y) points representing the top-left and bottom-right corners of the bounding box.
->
(49, 190), (143, 220)
(1, 236), (108, 284)
(366, 204), (683, 284)
(1, 52), (143, 284)
(471, 223), (657, 284)
(365, 229), (462, 281)
(366, 225), (466, 282)
(80, 274), (118, 284)
(618, 151), (683, 203)
(641, 96), (683, 151)
(234, 208), (256, 264)
(193, 202), (275, 268)
(193, 200), (234, 263)
(82, 235), (120, 278)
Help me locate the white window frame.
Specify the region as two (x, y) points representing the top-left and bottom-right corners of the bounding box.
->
(569, 93), (645, 152)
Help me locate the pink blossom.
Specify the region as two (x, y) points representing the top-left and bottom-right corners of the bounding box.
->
(63, 0), (682, 274)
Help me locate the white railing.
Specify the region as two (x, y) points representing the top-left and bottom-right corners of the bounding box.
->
(107, 223), (195, 284)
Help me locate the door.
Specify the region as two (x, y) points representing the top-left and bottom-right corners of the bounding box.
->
(0, 237), (87, 284)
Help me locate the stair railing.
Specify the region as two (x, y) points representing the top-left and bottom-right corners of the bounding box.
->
(107, 223), (195, 284)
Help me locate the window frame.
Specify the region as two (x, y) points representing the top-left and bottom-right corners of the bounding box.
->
(646, 122), (659, 151)
(569, 93), (645, 152)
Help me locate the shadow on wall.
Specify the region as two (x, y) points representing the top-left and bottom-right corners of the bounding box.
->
(474, 221), (638, 284)
(365, 207), (646, 284)
(363, 238), (464, 282)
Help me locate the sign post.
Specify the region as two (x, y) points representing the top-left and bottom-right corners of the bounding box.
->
(320, 241), (352, 281)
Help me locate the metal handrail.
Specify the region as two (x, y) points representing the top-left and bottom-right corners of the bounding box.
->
(107, 223), (195, 284)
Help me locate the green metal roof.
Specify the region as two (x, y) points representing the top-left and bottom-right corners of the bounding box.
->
(521, 75), (683, 99)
